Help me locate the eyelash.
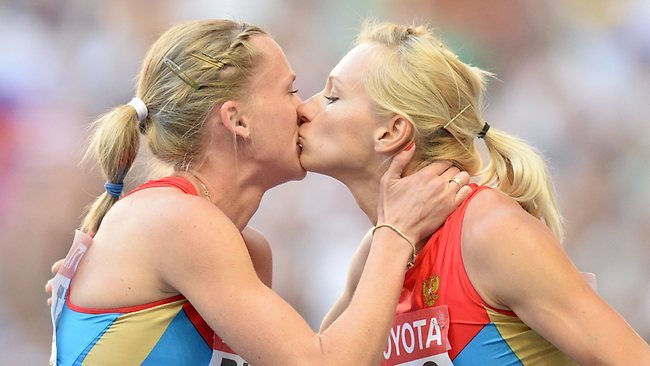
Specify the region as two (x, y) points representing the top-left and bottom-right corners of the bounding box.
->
(324, 95), (339, 104)
(290, 89), (299, 94)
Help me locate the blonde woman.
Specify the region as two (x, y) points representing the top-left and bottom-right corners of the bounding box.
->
(300, 21), (650, 365)
(47, 20), (471, 365)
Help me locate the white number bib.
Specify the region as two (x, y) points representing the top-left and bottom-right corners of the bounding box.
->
(49, 230), (93, 366)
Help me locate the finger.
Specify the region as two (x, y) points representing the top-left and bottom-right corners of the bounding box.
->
(47, 298), (52, 307)
(384, 143), (416, 180)
(45, 279), (52, 294)
(454, 185), (473, 205)
(441, 166), (461, 182)
(443, 167), (461, 179)
(52, 259), (64, 275)
(455, 171), (471, 185)
(448, 171), (470, 190)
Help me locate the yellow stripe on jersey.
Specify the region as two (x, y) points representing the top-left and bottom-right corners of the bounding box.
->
(486, 308), (575, 365)
(83, 299), (186, 365)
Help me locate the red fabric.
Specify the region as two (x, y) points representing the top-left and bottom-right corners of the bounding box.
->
(123, 176), (198, 197)
(396, 184), (516, 359)
(66, 291), (185, 314)
(183, 302), (217, 348)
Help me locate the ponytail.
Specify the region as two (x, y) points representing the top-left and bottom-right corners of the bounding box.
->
(78, 20), (267, 235)
(80, 104), (141, 234)
(358, 20), (565, 243)
(480, 127), (564, 242)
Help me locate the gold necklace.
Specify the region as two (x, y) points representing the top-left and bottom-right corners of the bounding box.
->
(188, 172), (211, 201)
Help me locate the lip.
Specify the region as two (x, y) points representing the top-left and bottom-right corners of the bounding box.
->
(296, 135), (304, 152)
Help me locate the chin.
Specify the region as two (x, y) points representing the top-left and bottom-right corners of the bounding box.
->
(298, 156), (318, 173)
(299, 158), (329, 176)
(285, 163), (308, 182)
(294, 168), (308, 181)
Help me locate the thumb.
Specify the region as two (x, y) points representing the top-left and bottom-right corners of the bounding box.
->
(52, 259), (64, 275)
(384, 142), (416, 181)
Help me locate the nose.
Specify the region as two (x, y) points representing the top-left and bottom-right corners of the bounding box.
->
(297, 92), (322, 126)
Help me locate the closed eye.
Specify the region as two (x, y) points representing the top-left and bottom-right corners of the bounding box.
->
(324, 95), (339, 104)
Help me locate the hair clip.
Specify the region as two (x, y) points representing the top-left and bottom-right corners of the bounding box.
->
(163, 58), (200, 90)
(190, 52), (226, 70)
(444, 104), (472, 129)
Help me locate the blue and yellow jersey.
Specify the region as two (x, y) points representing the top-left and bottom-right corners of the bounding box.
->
(56, 293), (214, 365)
(51, 177), (248, 366)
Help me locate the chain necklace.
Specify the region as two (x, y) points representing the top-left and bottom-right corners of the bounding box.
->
(188, 172), (211, 201)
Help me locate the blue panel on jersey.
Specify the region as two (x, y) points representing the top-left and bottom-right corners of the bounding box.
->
(454, 323), (523, 366)
(142, 308), (212, 365)
(56, 304), (120, 365)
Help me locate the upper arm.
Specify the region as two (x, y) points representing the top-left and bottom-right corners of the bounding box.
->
(462, 190), (650, 364)
(156, 202), (318, 365)
(319, 229), (372, 332)
(242, 226), (273, 288)
(153, 200), (448, 365)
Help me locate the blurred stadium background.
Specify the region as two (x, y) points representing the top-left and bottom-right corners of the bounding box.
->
(0, 0), (648, 363)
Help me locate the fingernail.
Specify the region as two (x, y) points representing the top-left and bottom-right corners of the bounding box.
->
(405, 142), (415, 151)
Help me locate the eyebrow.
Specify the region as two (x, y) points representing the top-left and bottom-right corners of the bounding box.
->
(328, 75), (344, 90)
(282, 74), (295, 90)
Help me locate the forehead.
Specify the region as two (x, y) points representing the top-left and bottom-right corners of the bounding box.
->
(330, 42), (381, 90)
(248, 35), (294, 89)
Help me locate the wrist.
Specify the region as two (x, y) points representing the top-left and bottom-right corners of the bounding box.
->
(372, 224), (417, 268)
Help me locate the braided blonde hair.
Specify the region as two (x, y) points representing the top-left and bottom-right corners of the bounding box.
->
(81, 19), (266, 234)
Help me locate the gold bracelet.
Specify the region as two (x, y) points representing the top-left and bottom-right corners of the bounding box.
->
(372, 224), (417, 268)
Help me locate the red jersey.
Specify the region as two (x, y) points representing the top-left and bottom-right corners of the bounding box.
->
(381, 185), (574, 365)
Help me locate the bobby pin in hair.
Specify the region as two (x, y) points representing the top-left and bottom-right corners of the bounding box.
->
(443, 104), (472, 129)
(190, 52), (226, 70)
(163, 58), (200, 90)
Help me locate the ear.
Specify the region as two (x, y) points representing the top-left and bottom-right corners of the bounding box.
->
(217, 100), (251, 138)
(374, 115), (414, 153)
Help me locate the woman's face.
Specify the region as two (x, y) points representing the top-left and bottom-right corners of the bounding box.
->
(297, 43), (384, 180)
(243, 35), (306, 185)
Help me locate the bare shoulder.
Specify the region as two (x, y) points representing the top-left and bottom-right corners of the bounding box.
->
(156, 193), (242, 250)
(73, 188), (245, 305)
(462, 187), (555, 253)
(112, 188), (239, 244)
(461, 187), (561, 309)
(141, 192), (259, 294)
(108, 188), (247, 274)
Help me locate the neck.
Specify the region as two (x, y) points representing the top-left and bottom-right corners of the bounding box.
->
(175, 155), (267, 232)
(331, 165), (385, 226)
(335, 157), (429, 253)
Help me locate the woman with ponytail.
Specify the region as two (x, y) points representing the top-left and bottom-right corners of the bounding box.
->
(48, 19), (470, 365)
(300, 20), (649, 365)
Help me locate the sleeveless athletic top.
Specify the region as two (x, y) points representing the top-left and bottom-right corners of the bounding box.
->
(50, 177), (248, 366)
(380, 184), (575, 365)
